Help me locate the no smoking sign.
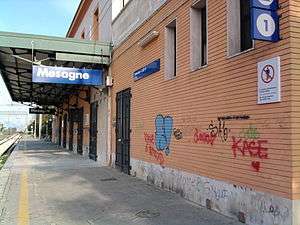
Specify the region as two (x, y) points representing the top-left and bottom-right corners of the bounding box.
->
(257, 57), (281, 104)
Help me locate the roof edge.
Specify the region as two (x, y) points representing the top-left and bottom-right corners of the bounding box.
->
(66, 0), (92, 38)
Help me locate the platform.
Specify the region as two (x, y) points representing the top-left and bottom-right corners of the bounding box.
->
(0, 138), (243, 225)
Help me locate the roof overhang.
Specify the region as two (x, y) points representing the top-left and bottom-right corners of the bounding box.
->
(0, 31), (112, 107)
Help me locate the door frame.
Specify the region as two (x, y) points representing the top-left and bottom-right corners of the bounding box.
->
(89, 101), (98, 161)
(63, 114), (67, 148)
(115, 88), (131, 175)
(77, 107), (84, 155)
(58, 116), (62, 145)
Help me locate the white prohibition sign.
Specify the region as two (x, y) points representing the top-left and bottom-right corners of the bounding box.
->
(256, 13), (276, 37)
(258, 0), (274, 6)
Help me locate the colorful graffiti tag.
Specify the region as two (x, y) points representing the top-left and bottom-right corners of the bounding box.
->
(231, 136), (268, 172)
(155, 115), (173, 155)
(194, 128), (216, 146)
(239, 125), (260, 139)
(173, 128), (183, 140)
(144, 132), (165, 166)
(207, 119), (230, 142)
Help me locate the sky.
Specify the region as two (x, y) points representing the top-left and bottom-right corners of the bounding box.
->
(0, 0), (81, 130)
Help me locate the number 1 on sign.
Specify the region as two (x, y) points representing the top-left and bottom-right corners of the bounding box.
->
(264, 19), (268, 32)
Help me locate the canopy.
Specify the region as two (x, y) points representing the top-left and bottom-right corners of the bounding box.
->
(0, 31), (112, 106)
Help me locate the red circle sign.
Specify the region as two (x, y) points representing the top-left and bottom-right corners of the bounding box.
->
(261, 65), (274, 83)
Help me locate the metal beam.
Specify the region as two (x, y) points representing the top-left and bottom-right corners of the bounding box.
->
(0, 31), (111, 57)
(56, 53), (109, 65)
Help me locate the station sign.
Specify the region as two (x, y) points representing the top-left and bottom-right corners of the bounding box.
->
(32, 65), (103, 86)
(133, 59), (160, 81)
(250, 0), (279, 11)
(29, 108), (55, 114)
(257, 57), (281, 104)
(251, 0), (280, 42)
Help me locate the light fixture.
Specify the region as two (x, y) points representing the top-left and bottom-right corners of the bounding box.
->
(138, 31), (159, 48)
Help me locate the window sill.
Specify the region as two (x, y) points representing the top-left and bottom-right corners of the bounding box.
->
(191, 64), (208, 72)
(227, 47), (255, 59)
(165, 75), (176, 81)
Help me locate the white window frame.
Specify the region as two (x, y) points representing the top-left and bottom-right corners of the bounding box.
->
(227, 0), (254, 57)
(190, 0), (208, 71)
(165, 19), (178, 80)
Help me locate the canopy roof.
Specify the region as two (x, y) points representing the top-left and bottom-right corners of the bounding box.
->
(0, 31), (112, 106)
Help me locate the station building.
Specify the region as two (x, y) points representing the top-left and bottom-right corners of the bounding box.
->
(51, 0), (113, 165)
(0, 0), (300, 225)
(110, 0), (299, 225)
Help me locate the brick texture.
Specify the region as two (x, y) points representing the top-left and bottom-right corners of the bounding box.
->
(111, 0), (295, 199)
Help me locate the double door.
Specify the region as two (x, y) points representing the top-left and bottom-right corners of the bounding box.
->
(115, 89), (131, 174)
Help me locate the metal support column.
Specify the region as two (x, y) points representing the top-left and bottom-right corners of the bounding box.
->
(39, 114), (42, 139)
(34, 115), (37, 138)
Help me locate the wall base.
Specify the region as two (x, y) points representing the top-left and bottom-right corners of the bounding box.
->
(131, 158), (294, 225)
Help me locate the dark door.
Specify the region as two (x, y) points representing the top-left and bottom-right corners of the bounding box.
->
(89, 102), (98, 161)
(77, 108), (84, 155)
(58, 116), (62, 145)
(115, 88), (131, 174)
(63, 114), (67, 148)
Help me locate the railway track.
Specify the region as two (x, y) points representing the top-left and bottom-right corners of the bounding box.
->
(0, 134), (22, 156)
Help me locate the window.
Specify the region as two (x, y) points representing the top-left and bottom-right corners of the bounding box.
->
(190, 0), (207, 70)
(81, 31), (85, 39)
(112, 0), (130, 20)
(227, 0), (253, 56)
(240, 0), (252, 51)
(165, 20), (177, 79)
(92, 8), (99, 40)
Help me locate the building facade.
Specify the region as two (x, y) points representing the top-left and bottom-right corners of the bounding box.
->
(110, 0), (299, 225)
(51, 0), (300, 224)
(52, 0), (112, 165)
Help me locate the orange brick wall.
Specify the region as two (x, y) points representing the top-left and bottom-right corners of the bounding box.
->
(111, 0), (294, 199)
(290, 0), (300, 200)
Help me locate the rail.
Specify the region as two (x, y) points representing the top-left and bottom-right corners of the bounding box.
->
(0, 134), (22, 156)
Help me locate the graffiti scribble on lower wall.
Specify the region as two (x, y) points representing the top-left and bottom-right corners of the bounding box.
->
(232, 136), (268, 172)
(194, 128), (216, 146)
(144, 132), (165, 166)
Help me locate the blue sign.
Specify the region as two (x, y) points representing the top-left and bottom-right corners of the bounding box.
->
(251, 8), (280, 42)
(251, 0), (278, 11)
(32, 65), (103, 86)
(133, 59), (160, 81)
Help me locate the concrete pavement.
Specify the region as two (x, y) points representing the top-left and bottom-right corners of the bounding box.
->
(0, 138), (244, 225)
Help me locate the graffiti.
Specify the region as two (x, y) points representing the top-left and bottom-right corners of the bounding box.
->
(233, 184), (253, 192)
(217, 115), (250, 121)
(173, 128), (183, 140)
(144, 133), (155, 145)
(207, 119), (230, 142)
(144, 132), (165, 166)
(232, 137), (268, 159)
(155, 115), (173, 155)
(232, 136), (268, 172)
(204, 182), (230, 200)
(249, 199), (290, 224)
(239, 125), (260, 139)
(251, 161), (260, 172)
(136, 121), (145, 130)
(194, 128), (216, 146)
